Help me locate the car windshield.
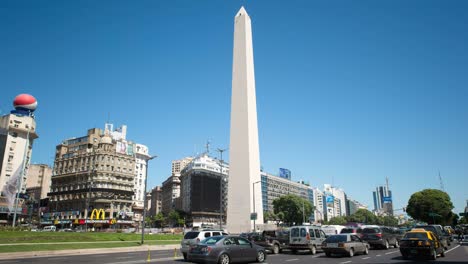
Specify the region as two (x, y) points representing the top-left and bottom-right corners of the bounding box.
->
(201, 236), (223, 245)
(325, 235), (348, 243)
(404, 233), (428, 239)
(184, 232), (200, 239)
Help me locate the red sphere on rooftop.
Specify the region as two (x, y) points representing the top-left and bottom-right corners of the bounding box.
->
(13, 94), (37, 111)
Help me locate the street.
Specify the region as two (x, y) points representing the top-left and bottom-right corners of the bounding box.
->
(0, 242), (466, 264)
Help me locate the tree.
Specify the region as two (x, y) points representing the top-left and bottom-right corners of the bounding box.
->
(406, 189), (454, 226)
(168, 210), (181, 227)
(381, 216), (398, 227)
(272, 194), (314, 226)
(154, 212), (166, 228)
(348, 209), (377, 225)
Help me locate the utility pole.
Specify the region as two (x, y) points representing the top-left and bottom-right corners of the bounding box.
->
(216, 148), (227, 231)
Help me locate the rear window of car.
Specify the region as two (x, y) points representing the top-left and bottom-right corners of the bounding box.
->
(404, 233), (428, 239)
(341, 228), (355, 233)
(325, 235), (348, 243)
(184, 232), (200, 239)
(363, 228), (381, 234)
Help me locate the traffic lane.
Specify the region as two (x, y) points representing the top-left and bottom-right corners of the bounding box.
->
(0, 250), (177, 264)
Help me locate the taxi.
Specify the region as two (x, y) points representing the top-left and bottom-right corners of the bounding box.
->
(399, 228), (445, 260)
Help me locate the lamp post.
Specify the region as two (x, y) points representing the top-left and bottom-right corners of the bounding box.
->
(252, 180), (261, 232)
(216, 148), (226, 231)
(141, 155), (157, 245)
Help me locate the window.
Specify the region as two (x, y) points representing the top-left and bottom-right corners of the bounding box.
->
(300, 228), (307, 237)
(212, 232), (221, 236)
(314, 229), (321, 238)
(204, 232), (211, 238)
(237, 238), (251, 246)
(224, 237), (236, 245)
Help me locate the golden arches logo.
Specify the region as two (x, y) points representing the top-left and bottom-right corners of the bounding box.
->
(90, 209), (105, 220)
(109, 218), (117, 225)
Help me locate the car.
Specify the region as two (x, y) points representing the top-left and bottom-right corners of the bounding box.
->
(322, 234), (370, 257)
(180, 230), (228, 261)
(413, 225), (450, 249)
(361, 226), (399, 249)
(250, 229), (290, 254)
(42, 226), (56, 232)
(187, 235), (267, 264)
(289, 225), (327, 254)
(399, 229), (445, 260)
(340, 227), (363, 237)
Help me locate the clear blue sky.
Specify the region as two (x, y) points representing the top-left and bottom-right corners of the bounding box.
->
(1, 0), (467, 215)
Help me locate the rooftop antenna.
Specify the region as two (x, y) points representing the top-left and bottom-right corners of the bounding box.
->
(205, 140), (211, 154)
(439, 170), (445, 191)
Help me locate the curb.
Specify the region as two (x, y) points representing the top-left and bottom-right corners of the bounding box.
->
(0, 244), (179, 260)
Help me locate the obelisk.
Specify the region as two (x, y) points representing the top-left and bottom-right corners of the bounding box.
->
(226, 6), (263, 233)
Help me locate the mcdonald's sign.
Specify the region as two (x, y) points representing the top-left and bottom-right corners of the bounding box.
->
(90, 209), (105, 220)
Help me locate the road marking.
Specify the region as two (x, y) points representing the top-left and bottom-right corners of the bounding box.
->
(117, 256), (133, 259)
(445, 245), (460, 254)
(376, 254), (382, 257)
(50, 257), (68, 260)
(286, 258), (299, 262)
(385, 250), (399, 255)
(312, 255), (321, 258)
(340, 261), (352, 264)
(362, 257), (370, 259)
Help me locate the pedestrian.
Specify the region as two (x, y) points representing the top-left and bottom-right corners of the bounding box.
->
(457, 229), (464, 243)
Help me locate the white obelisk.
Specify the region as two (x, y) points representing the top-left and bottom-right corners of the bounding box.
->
(226, 6), (263, 233)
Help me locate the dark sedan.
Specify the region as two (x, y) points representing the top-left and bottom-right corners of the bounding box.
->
(187, 235), (267, 264)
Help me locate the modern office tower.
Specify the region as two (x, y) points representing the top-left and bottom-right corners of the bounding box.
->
(323, 184), (347, 217)
(180, 153), (229, 228)
(149, 186), (162, 216)
(373, 183), (393, 216)
(312, 187), (325, 223)
(48, 124), (144, 228)
(0, 94), (38, 224)
(25, 164), (52, 201)
(227, 6), (263, 233)
(260, 172), (309, 212)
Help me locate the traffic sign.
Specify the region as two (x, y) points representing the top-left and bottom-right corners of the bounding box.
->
(250, 213), (257, 220)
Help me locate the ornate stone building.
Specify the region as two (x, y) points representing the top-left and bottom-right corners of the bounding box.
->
(47, 126), (138, 227)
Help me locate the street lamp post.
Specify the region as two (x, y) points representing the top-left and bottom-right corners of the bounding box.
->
(216, 148), (226, 231)
(141, 155), (157, 245)
(252, 180), (261, 232)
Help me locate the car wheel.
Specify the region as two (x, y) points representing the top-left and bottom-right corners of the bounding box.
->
(394, 240), (399, 248)
(273, 244), (280, 254)
(441, 249), (445, 257)
(348, 248), (354, 257)
(384, 240), (390, 249)
(431, 249), (437, 260)
(310, 245), (317, 255)
(291, 249), (297, 254)
(182, 253), (187, 261)
(256, 251), (266, 263)
(402, 254), (408, 260)
(219, 253), (230, 264)
(364, 246), (369, 255)
(325, 252), (331, 257)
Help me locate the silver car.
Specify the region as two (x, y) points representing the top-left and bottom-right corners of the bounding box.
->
(322, 234), (370, 257)
(181, 230), (227, 260)
(187, 235), (267, 264)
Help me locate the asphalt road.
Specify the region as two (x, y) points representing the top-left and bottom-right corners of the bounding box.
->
(0, 242), (466, 264)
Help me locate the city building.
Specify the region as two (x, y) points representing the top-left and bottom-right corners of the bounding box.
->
(149, 186), (162, 216)
(324, 184), (347, 217)
(373, 182), (393, 216)
(346, 198), (367, 216)
(25, 164), (52, 201)
(47, 124), (147, 229)
(312, 188), (325, 223)
(0, 94), (38, 225)
(180, 153), (228, 228)
(161, 157), (192, 214)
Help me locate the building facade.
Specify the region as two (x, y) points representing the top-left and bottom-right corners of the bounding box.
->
(180, 154), (228, 228)
(149, 186), (162, 216)
(47, 125), (144, 228)
(373, 185), (393, 216)
(25, 164), (52, 201)
(0, 95), (39, 225)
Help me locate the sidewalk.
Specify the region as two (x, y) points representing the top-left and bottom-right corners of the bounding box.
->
(0, 244), (179, 260)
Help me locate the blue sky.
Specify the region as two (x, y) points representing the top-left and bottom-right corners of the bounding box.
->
(1, 0), (467, 214)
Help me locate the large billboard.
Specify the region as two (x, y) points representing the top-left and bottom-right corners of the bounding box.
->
(279, 168), (291, 180)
